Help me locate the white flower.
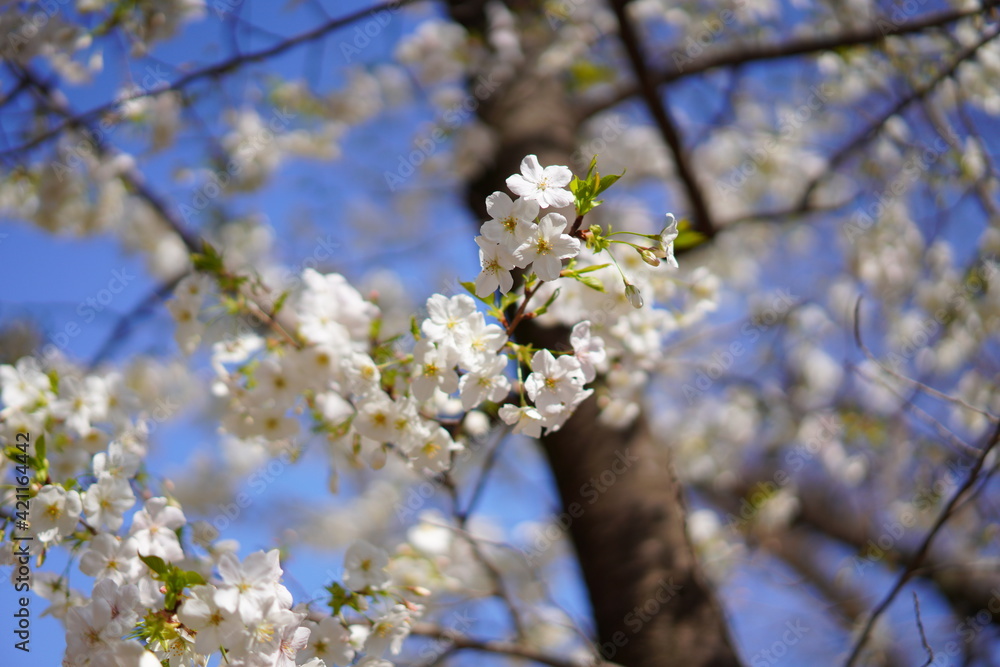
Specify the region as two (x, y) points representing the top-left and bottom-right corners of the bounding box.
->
(0, 357), (53, 410)
(64, 599), (117, 658)
(50, 375), (109, 437)
(459, 354), (510, 410)
(303, 616), (355, 666)
(129, 497), (186, 562)
(656, 213), (679, 269)
(506, 155), (574, 209)
(364, 604), (415, 657)
(33, 485), (82, 543)
(422, 294), (477, 357)
(79, 534), (143, 585)
(253, 404), (300, 441)
(570, 321), (606, 383)
(524, 349), (588, 410)
(458, 312), (507, 369)
(82, 475), (135, 531)
(411, 341), (459, 402)
(514, 213), (581, 281)
(498, 404), (546, 438)
(166, 297), (204, 355)
(216, 549), (291, 623)
(355, 658), (393, 667)
(474, 235), (516, 297)
(275, 623), (311, 667)
(342, 353), (382, 396)
(481, 191), (538, 249)
(241, 604), (304, 661)
(255, 357), (301, 407)
(178, 584), (244, 655)
(93, 441), (141, 480)
(406, 425), (461, 473)
(91, 578), (141, 637)
(354, 392), (397, 444)
(298, 269), (380, 347)
(343, 540), (390, 591)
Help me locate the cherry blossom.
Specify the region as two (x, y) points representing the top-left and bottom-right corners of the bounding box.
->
(343, 540), (391, 591)
(514, 212), (581, 281)
(506, 154), (575, 209)
(33, 484), (82, 543)
(481, 191), (539, 248)
(474, 234), (516, 297)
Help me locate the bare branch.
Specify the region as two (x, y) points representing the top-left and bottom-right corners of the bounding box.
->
(913, 592), (934, 667)
(852, 297), (999, 424)
(410, 622), (621, 667)
(0, 0), (426, 160)
(796, 26), (1000, 211)
(585, 2), (1000, 117)
(608, 0), (717, 237)
(844, 302), (1000, 664)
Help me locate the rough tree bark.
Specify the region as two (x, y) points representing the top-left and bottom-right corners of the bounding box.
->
(447, 3), (742, 665)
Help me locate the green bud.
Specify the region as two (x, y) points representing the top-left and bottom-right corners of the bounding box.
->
(638, 248), (661, 267)
(624, 283), (643, 308)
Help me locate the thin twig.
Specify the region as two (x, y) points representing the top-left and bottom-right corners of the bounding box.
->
(87, 271), (189, 370)
(853, 297), (999, 424)
(458, 425), (510, 521)
(505, 282), (543, 335)
(843, 362), (1000, 665)
(440, 470), (527, 639)
(795, 25), (1000, 211)
(913, 592), (934, 667)
(851, 362), (981, 459)
(609, 0), (716, 237)
(11, 64), (301, 349)
(410, 622), (621, 667)
(0, 0), (426, 160)
(584, 1), (1000, 117)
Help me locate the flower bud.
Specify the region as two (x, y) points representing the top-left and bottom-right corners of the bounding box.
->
(624, 283), (643, 308)
(638, 248), (661, 267)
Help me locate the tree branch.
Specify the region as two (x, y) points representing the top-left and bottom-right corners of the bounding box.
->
(411, 622), (622, 667)
(585, 2), (1000, 117)
(795, 25), (1000, 211)
(0, 0), (426, 161)
(608, 0), (717, 237)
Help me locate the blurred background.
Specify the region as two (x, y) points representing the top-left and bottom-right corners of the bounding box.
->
(1, 0), (1000, 665)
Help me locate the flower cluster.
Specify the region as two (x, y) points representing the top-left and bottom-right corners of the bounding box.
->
(475, 155), (581, 296)
(2, 154), (689, 666)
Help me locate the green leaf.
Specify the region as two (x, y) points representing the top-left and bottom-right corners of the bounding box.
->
(191, 241), (224, 274)
(410, 315), (420, 339)
(327, 582), (352, 615)
(34, 434), (46, 470)
(183, 570), (206, 587)
(534, 288), (561, 316)
(573, 274), (606, 292)
(272, 290), (290, 316)
(573, 263), (611, 274)
(569, 61), (616, 92)
(674, 230), (707, 251)
(139, 554), (168, 577)
(594, 171), (624, 195)
(460, 281), (493, 305)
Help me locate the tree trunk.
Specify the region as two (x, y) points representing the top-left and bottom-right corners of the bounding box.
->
(447, 3), (742, 664)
